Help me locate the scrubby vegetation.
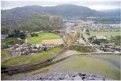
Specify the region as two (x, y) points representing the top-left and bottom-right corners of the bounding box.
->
(110, 36), (121, 46)
(69, 45), (94, 52)
(63, 30), (80, 45)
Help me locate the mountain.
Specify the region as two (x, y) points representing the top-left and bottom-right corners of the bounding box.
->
(1, 4), (120, 34)
(2, 4), (120, 18)
(45, 4), (97, 17)
(97, 9), (120, 17)
(2, 4), (97, 17)
(1, 4), (98, 34)
(2, 4), (96, 17)
(1, 13), (64, 34)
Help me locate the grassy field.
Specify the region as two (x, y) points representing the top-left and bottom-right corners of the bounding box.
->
(31, 55), (120, 80)
(1, 47), (63, 68)
(90, 32), (121, 37)
(27, 32), (61, 44)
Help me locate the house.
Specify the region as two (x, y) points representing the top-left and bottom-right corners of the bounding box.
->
(41, 39), (64, 45)
(94, 35), (106, 40)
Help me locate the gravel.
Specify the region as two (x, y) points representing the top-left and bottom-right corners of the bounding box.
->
(20, 72), (112, 80)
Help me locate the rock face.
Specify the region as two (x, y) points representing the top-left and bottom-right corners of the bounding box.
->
(21, 72), (112, 80)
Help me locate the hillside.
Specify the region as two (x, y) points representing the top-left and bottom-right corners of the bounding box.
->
(1, 13), (64, 34)
(97, 9), (120, 17)
(19, 14), (64, 32)
(1, 4), (96, 34)
(2, 4), (97, 17)
(1, 4), (120, 34)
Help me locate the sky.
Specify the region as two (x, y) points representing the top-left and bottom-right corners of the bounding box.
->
(1, 0), (121, 10)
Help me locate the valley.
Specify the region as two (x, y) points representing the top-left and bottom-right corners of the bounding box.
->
(1, 3), (121, 80)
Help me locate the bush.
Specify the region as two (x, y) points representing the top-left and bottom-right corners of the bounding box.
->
(92, 39), (109, 45)
(31, 33), (38, 37)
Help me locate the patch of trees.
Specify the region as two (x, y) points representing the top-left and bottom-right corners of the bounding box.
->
(1, 13), (64, 34)
(31, 33), (38, 37)
(2, 30), (26, 49)
(19, 15), (64, 32)
(92, 39), (109, 45)
(8, 30), (26, 39)
(20, 19), (52, 32)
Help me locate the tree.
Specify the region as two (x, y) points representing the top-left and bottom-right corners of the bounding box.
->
(92, 39), (109, 45)
(19, 32), (26, 39)
(44, 47), (47, 51)
(7, 29), (26, 39)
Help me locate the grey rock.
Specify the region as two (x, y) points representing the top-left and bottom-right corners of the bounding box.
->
(18, 72), (112, 80)
(74, 75), (82, 80)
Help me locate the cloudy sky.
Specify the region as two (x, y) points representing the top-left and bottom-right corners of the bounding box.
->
(1, 0), (120, 10)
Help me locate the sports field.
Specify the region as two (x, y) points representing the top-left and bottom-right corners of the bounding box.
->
(27, 33), (62, 44)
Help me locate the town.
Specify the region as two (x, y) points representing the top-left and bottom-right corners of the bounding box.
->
(2, 19), (121, 58)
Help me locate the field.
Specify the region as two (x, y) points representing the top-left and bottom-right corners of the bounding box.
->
(1, 47), (63, 68)
(90, 32), (121, 37)
(27, 32), (62, 44)
(29, 51), (121, 80)
(2, 50), (121, 80)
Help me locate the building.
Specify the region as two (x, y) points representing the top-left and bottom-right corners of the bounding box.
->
(94, 35), (106, 40)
